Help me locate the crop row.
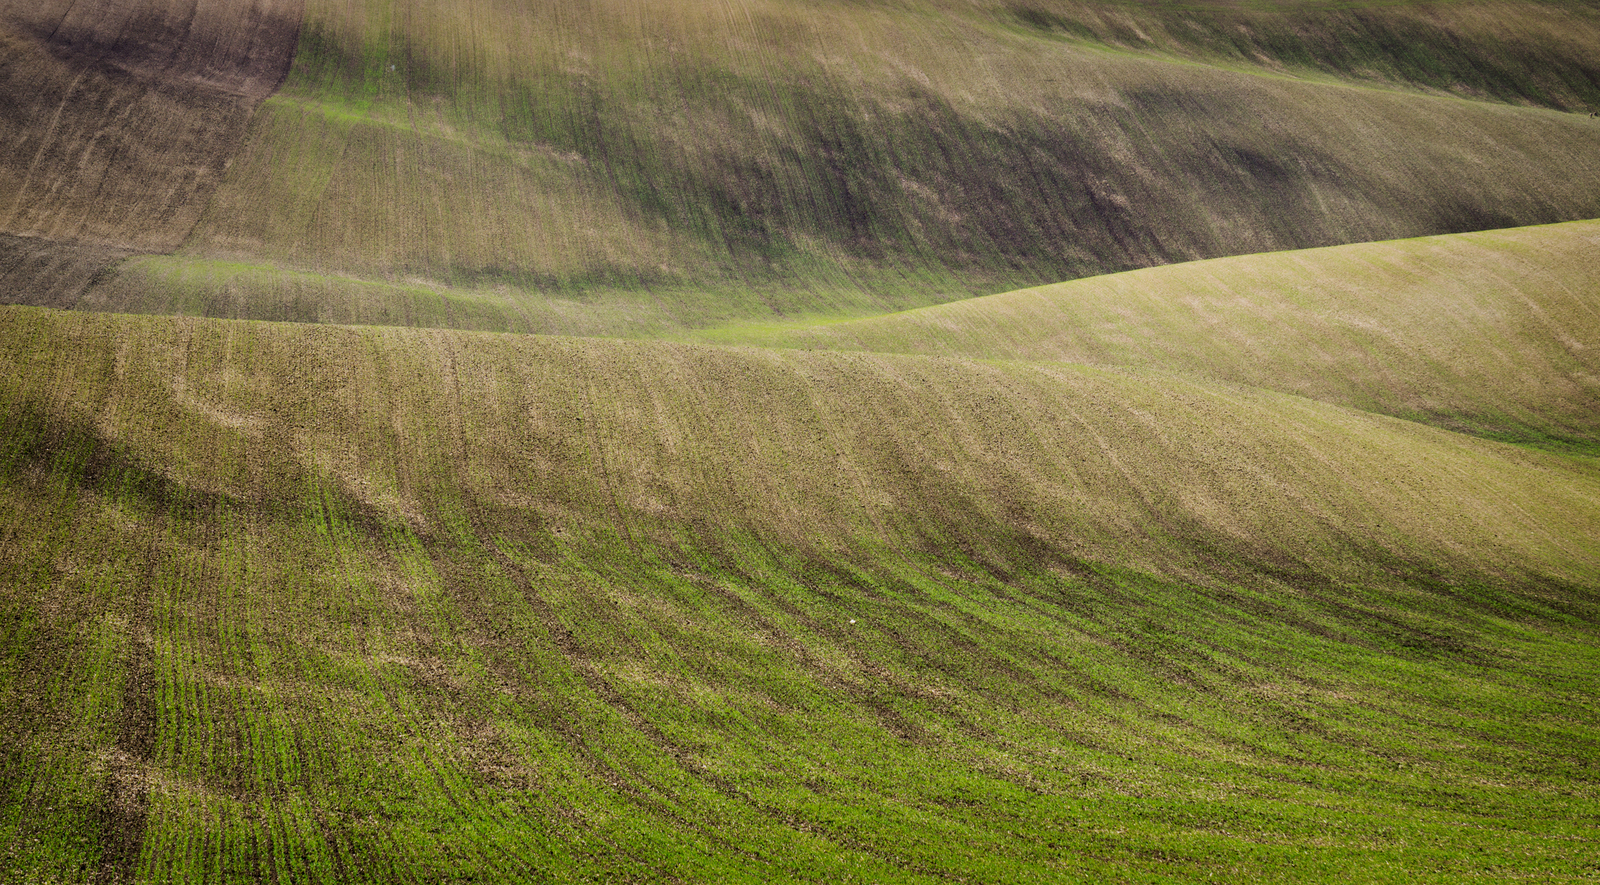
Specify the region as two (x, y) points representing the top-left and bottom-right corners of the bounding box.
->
(1, 306), (1596, 880)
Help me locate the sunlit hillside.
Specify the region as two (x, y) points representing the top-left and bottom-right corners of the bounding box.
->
(3, 305), (1598, 882)
(727, 218), (1600, 452)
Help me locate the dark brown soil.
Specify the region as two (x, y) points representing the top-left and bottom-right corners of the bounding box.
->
(0, 0), (304, 252)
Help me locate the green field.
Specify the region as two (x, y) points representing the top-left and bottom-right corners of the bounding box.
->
(2, 0), (1599, 881)
(3, 306), (1598, 882)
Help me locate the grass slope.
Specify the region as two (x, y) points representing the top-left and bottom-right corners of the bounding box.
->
(1, 305), (1598, 882)
(733, 219), (1600, 453)
(4, 1), (1600, 881)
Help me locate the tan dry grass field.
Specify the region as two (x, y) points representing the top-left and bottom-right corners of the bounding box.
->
(4, 306), (1595, 594)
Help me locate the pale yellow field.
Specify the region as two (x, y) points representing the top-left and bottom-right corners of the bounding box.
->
(729, 219), (1600, 449)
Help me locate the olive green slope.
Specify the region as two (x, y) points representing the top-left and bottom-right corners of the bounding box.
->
(998, 0), (1600, 112)
(736, 219), (1600, 453)
(2, 305), (1598, 882)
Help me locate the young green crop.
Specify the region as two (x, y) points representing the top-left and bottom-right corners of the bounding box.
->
(1, 305), (1596, 882)
(5, 2), (1600, 881)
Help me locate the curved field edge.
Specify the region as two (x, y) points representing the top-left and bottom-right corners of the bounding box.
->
(1, 305), (1598, 882)
(726, 218), (1600, 453)
(52, 251), (979, 341)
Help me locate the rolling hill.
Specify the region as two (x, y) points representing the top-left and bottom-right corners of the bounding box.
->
(2, 304), (1598, 882)
(5, 0), (1600, 332)
(2, 0), (1599, 882)
(722, 218), (1600, 453)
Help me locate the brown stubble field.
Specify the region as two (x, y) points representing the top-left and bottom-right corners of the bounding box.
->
(0, 0), (303, 311)
(0, 233), (132, 309)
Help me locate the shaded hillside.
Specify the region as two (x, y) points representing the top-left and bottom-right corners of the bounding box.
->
(7, 0), (1600, 331)
(0, 233), (129, 308)
(1000, 0), (1600, 111)
(1, 305), (1597, 882)
(739, 219), (1600, 452)
(178, 0), (1600, 317)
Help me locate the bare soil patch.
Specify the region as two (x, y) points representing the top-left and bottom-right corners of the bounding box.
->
(0, 0), (303, 251)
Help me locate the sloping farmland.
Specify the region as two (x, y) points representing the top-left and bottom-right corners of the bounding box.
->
(2, 0), (1599, 881)
(1, 303), (1598, 882)
(735, 219), (1600, 453)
